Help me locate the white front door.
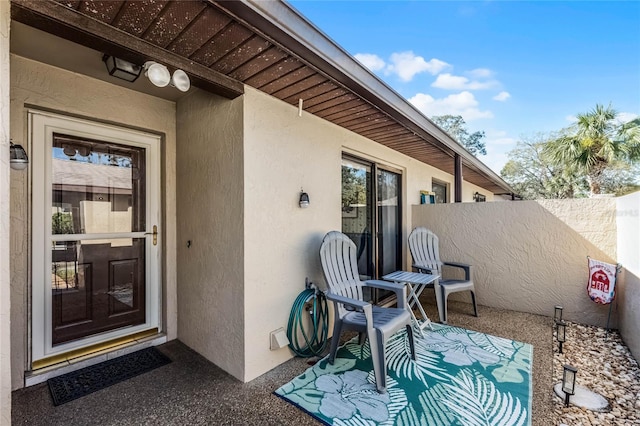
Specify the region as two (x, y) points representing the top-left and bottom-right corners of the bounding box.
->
(30, 111), (161, 362)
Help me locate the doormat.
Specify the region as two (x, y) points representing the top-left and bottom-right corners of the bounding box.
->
(48, 346), (171, 406)
(275, 324), (532, 425)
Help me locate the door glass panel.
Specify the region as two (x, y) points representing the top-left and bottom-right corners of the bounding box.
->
(342, 157), (402, 304)
(377, 169), (401, 277)
(341, 159), (373, 281)
(52, 134), (146, 234)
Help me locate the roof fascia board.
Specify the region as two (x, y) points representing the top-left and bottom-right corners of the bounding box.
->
(11, 0), (244, 99)
(214, 0), (513, 193)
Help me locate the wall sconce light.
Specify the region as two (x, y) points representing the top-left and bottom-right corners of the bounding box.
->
(144, 62), (190, 92)
(102, 54), (142, 82)
(299, 190), (310, 208)
(10, 141), (29, 170)
(562, 364), (577, 407)
(473, 191), (486, 202)
(554, 305), (563, 323)
(556, 319), (566, 353)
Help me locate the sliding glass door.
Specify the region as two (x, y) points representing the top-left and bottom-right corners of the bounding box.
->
(341, 156), (402, 303)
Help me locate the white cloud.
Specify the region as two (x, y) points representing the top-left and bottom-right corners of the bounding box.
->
(617, 112), (639, 124)
(409, 91), (493, 121)
(467, 68), (493, 79)
(354, 53), (386, 71)
(431, 73), (498, 90)
(565, 115), (577, 123)
(492, 91), (511, 101)
(385, 51), (450, 82)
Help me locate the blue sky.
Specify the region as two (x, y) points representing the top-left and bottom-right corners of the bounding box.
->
(289, 1), (640, 174)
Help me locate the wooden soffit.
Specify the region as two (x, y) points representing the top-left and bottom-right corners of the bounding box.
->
(10, 0), (513, 195)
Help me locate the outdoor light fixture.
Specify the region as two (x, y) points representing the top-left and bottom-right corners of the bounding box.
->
(10, 141), (29, 170)
(562, 364), (578, 407)
(171, 69), (190, 92)
(554, 305), (564, 322)
(144, 61), (190, 92)
(144, 61), (171, 87)
(556, 319), (566, 353)
(299, 190), (310, 208)
(102, 54), (142, 82)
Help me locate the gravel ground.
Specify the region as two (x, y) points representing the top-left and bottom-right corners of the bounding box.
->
(554, 322), (640, 425)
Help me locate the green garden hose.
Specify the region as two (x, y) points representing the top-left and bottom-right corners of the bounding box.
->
(286, 282), (329, 358)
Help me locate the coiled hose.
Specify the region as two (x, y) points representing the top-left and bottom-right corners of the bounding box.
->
(286, 283), (329, 358)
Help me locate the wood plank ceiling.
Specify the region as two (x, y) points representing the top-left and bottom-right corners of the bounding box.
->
(11, 0), (513, 195)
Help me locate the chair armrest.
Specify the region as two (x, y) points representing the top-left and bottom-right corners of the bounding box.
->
(326, 293), (370, 311)
(412, 264), (434, 274)
(363, 279), (408, 310)
(443, 261), (472, 281)
(325, 293), (374, 329)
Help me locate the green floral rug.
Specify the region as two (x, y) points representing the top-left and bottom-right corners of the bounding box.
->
(275, 324), (532, 425)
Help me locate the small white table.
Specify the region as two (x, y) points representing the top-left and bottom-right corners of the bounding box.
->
(382, 270), (439, 336)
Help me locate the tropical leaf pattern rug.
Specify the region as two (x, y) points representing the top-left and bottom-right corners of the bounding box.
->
(275, 324), (532, 425)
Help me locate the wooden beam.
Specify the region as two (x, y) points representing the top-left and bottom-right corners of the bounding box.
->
(454, 153), (462, 203)
(11, 0), (244, 99)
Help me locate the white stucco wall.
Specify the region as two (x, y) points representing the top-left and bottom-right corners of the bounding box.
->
(412, 199), (617, 327)
(1, 1), (12, 422)
(10, 55), (178, 389)
(242, 86), (496, 381)
(175, 89), (245, 380)
(617, 191), (640, 361)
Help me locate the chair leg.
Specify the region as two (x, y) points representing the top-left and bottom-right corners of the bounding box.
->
(406, 324), (416, 360)
(368, 328), (387, 393)
(358, 332), (366, 346)
(442, 286), (448, 325)
(328, 320), (343, 364)
(470, 290), (478, 317)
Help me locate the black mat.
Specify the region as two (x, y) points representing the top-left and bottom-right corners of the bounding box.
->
(48, 347), (171, 406)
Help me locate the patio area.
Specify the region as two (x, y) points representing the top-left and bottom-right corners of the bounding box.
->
(12, 299), (555, 425)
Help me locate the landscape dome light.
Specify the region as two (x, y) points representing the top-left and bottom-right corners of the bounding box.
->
(171, 69), (190, 92)
(144, 61), (171, 87)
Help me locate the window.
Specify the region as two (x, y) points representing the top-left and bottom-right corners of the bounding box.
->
(432, 180), (448, 204)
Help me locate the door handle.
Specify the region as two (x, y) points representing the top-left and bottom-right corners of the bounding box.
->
(144, 225), (158, 246)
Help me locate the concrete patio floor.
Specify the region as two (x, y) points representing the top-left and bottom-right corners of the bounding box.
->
(12, 299), (554, 425)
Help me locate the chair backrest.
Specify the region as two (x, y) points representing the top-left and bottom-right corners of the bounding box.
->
(408, 227), (443, 275)
(320, 231), (365, 317)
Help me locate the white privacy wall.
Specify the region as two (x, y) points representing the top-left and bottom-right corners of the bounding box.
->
(1, 2), (12, 422)
(412, 199), (618, 327)
(617, 191), (640, 362)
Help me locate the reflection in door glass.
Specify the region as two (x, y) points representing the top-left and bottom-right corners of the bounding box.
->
(341, 159), (373, 280)
(377, 169), (401, 277)
(51, 134), (145, 234)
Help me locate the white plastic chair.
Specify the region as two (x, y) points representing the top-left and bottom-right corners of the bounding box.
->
(408, 227), (478, 324)
(319, 231), (415, 393)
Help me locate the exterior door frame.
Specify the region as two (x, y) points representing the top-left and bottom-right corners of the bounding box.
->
(29, 110), (162, 362)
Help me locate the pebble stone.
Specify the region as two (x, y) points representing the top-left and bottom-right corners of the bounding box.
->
(553, 322), (640, 425)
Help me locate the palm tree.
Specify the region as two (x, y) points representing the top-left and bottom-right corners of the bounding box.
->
(545, 104), (640, 195)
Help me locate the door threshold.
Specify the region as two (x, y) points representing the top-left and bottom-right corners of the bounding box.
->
(25, 329), (166, 387)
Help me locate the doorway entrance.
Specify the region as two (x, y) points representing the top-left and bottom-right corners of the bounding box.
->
(341, 155), (402, 303)
(30, 111), (161, 362)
